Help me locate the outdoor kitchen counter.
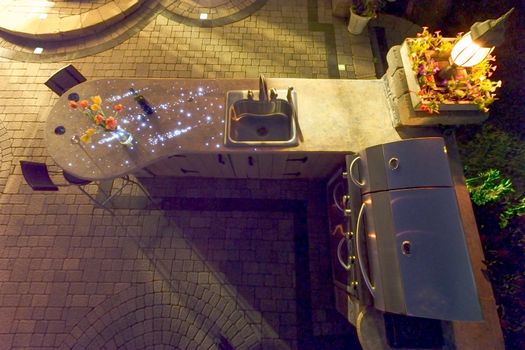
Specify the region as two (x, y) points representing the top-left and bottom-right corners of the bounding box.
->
(44, 78), (504, 350)
(45, 78), (405, 180)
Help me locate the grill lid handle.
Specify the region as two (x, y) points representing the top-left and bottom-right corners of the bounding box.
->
(337, 232), (354, 271)
(356, 202), (375, 297)
(349, 156), (365, 187)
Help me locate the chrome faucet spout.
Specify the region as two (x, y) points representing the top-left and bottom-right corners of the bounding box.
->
(259, 74), (268, 102)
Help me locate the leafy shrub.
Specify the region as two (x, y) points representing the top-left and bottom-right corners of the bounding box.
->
(466, 169), (524, 228)
(466, 169), (514, 206)
(458, 124), (525, 193)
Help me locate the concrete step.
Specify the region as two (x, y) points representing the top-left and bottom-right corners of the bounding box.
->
(0, 0), (143, 41)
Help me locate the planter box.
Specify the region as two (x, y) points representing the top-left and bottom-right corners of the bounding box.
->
(399, 39), (481, 112)
(347, 9), (372, 35)
(384, 43), (489, 127)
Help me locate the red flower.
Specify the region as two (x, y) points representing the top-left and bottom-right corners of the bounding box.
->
(105, 116), (117, 130)
(80, 100), (89, 108)
(69, 101), (78, 109)
(94, 114), (104, 125)
(114, 104), (123, 112)
(420, 105), (434, 114)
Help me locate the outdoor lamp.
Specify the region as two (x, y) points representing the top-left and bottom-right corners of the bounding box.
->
(440, 8), (514, 78)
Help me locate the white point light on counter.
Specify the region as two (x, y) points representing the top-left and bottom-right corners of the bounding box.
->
(200, 13), (208, 20)
(148, 126), (192, 145)
(34, 47), (44, 54)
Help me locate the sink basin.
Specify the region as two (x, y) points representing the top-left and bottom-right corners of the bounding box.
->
(224, 90), (298, 147)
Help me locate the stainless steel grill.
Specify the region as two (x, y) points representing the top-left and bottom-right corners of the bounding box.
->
(328, 137), (482, 321)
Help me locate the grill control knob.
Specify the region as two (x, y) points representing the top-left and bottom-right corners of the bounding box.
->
(349, 255), (356, 264)
(344, 231), (354, 239)
(344, 208), (352, 216)
(351, 281), (359, 288)
(342, 171), (348, 178)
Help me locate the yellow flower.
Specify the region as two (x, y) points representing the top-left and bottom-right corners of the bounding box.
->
(90, 104), (100, 112)
(80, 133), (92, 144)
(79, 128), (96, 144)
(91, 95), (102, 105)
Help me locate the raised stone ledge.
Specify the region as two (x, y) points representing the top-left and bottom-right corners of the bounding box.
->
(0, 0), (141, 41)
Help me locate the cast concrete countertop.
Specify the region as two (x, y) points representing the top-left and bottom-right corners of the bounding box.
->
(45, 78), (405, 180)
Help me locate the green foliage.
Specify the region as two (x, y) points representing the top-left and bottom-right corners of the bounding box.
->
(351, 0), (385, 16)
(458, 124), (525, 193)
(466, 169), (514, 206)
(466, 169), (524, 228)
(500, 197), (525, 228)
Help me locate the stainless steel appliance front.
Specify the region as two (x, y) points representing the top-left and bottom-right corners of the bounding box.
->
(343, 137), (482, 321)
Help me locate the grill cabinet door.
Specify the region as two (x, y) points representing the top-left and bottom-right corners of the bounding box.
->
(359, 138), (453, 193)
(366, 188), (482, 321)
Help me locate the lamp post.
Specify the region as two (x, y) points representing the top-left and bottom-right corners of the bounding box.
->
(439, 7), (514, 78)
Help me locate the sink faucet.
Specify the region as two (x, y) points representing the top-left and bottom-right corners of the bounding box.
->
(259, 74), (268, 102)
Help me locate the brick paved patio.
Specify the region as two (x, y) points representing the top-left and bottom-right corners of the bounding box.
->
(0, 1), (412, 348)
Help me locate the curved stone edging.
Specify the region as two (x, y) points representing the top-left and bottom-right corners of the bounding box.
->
(0, 2), (163, 63)
(0, 0), (142, 42)
(160, 0), (267, 27)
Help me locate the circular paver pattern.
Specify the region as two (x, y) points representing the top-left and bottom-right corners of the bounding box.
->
(0, 0), (268, 62)
(0, 0), (108, 16)
(161, 0), (267, 27)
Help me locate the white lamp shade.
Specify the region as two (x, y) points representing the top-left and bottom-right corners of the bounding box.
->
(451, 32), (493, 67)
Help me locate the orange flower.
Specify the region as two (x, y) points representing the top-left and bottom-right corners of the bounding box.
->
(94, 114), (104, 125)
(114, 104), (123, 112)
(105, 116), (117, 130)
(69, 101), (78, 108)
(80, 100), (89, 108)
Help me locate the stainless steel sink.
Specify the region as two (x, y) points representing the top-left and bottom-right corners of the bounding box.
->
(224, 90), (298, 147)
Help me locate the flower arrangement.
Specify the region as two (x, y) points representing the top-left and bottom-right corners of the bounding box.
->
(352, 0), (385, 17)
(406, 27), (502, 114)
(68, 95), (123, 143)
